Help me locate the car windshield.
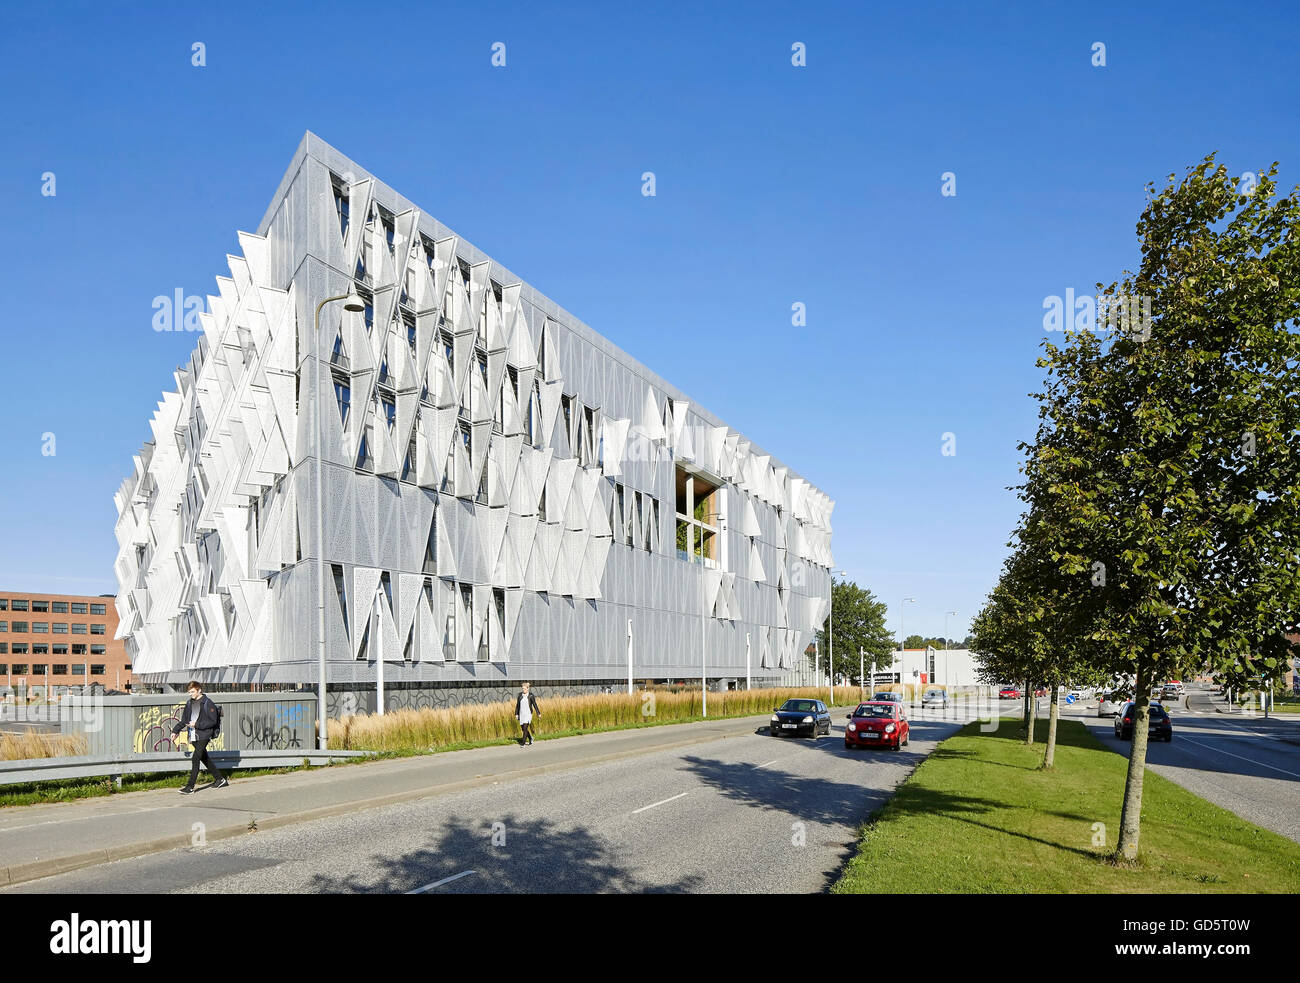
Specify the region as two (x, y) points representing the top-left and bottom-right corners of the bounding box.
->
(854, 704), (895, 718)
(780, 700), (817, 712)
(925, 691), (943, 698)
(874, 692), (899, 701)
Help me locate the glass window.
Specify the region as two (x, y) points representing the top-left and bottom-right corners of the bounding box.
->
(0, 645), (6, 656)
(11, 622), (27, 633)
(53, 664), (68, 675)
(90, 664), (106, 675)
(51, 601), (68, 614)
(11, 663), (28, 674)
(71, 602), (87, 614)
(32, 664), (47, 674)
(91, 624), (106, 635)
(72, 644), (86, 655)
(31, 622), (48, 633)
(52, 623), (67, 633)
(11, 600), (27, 612)
(32, 600), (48, 613)
(32, 645), (48, 655)
(91, 604), (106, 616)
(71, 664), (85, 675)
(0, 622), (6, 632)
(52, 645), (67, 656)
(0, 662), (6, 671)
(71, 624), (87, 635)
(0, 599), (7, 610)
(91, 645), (106, 655)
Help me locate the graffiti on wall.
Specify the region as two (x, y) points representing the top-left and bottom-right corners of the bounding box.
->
(240, 703), (306, 749)
(133, 705), (226, 753)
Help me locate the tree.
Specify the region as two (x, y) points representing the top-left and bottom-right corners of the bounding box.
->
(1022, 157), (1300, 860)
(817, 579), (896, 685)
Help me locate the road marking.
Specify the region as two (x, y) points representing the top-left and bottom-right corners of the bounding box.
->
(753, 759), (781, 770)
(631, 792), (689, 814)
(1175, 734), (1300, 779)
(406, 870), (475, 893)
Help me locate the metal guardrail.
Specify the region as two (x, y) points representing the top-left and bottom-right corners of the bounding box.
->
(0, 748), (374, 787)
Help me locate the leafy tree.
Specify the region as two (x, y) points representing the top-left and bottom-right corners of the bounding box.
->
(816, 579), (896, 685)
(1022, 157), (1300, 860)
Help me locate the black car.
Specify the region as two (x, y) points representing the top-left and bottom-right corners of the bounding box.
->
(770, 699), (831, 737)
(1114, 702), (1172, 742)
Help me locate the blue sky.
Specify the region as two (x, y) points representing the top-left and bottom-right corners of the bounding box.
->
(2, 0), (1298, 640)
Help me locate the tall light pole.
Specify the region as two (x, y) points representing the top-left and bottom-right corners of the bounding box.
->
(315, 289), (366, 749)
(899, 597), (916, 690)
(944, 610), (956, 687)
(828, 569), (847, 704)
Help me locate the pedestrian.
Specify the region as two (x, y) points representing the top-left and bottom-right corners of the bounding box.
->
(514, 681), (540, 746)
(172, 680), (228, 793)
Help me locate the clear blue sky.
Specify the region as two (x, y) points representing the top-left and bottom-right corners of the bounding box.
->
(2, 0), (1298, 641)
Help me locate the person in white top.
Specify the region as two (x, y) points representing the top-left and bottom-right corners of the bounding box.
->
(514, 682), (540, 746)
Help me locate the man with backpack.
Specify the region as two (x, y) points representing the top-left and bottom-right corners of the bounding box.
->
(172, 680), (228, 793)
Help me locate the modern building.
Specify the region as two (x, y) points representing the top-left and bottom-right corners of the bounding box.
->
(0, 590), (132, 698)
(884, 647), (981, 689)
(114, 132), (833, 711)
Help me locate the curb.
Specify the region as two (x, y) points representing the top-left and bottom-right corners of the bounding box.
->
(1, 719), (768, 888)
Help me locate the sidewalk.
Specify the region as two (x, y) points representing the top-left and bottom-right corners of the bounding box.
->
(0, 712), (773, 888)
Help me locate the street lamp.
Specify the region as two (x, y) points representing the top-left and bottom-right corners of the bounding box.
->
(899, 597), (916, 690)
(944, 610), (956, 687)
(315, 288), (366, 750)
(829, 569), (847, 704)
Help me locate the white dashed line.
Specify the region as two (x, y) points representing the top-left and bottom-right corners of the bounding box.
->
(1175, 734), (1300, 779)
(631, 792), (689, 814)
(406, 870), (476, 893)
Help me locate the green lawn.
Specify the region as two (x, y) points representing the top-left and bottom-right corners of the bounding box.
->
(833, 717), (1300, 894)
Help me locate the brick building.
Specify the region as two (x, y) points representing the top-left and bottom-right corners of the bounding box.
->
(0, 590), (132, 698)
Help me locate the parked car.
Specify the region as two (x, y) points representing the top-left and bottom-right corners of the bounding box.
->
(1097, 692), (1125, 717)
(1162, 683), (1182, 701)
(921, 688), (949, 709)
(999, 686), (1021, 700)
(770, 699), (831, 738)
(1114, 702), (1173, 742)
(844, 701), (910, 751)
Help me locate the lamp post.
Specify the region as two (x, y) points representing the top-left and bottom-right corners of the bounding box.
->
(944, 610), (956, 687)
(315, 289), (366, 749)
(899, 596), (916, 690)
(828, 569), (847, 704)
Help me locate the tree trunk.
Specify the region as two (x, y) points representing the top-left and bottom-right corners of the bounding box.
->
(1043, 680), (1059, 769)
(1024, 678), (1036, 745)
(1115, 659), (1152, 861)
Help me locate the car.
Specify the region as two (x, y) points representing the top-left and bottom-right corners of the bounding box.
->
(921, 688), (949, 709)
(999, 686), (1021, 700)
(1161, 684), (1182, 701)
(844, 701), (910, 751)
(770, 699), (831, 738)
(1114, 702), (1173, 742)
(1034, 687), (1049, 698)
(869, 690), (905, 709)
(1097, 692), (1125, 717)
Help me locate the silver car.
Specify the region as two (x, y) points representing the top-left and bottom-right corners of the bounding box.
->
(921, 688), (950, 708)
(1097, 692), (1125, 717)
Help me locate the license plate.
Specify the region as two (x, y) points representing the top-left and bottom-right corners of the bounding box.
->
(782, 723), (797, 729)
(864, 732), (879, 739)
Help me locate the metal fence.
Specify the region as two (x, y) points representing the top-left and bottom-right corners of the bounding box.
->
(0, 748), (370, 787)
(58, 692), (318, 757)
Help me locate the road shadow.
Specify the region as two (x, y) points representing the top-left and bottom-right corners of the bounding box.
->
(305, 813), (702, 894)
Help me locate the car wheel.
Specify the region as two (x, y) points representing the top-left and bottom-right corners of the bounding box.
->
(844, 741), (852, 750)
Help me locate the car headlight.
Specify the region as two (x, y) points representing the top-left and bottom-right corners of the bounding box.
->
(847, 722), (856, 732)
(802, 715), (813, 723)
(771, 715), (779, 722)
(885, 723), (896, 733)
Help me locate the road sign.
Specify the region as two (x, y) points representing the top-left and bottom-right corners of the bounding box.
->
(1065, 694), (1076, 705)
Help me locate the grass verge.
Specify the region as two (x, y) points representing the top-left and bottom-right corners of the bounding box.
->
(832, 717), (1300, 893)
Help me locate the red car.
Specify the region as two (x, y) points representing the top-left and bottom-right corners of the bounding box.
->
(999, 686), (1021, 699)
(844, 701), (910, 751)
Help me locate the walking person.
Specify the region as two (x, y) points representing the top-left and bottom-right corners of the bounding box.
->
(514, 682), (540, 746)
(172, 680), (228, 793)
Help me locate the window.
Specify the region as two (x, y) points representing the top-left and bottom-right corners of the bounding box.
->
(333, 373), (351, 427)
(11, 622), (27, 633)
(12, 644), (28, 655)
(124, 664), (132, 672)
(331, 175), (350, 239)
(32, 645), (48, 656)
(561, 394), (573, 450)
(355, 425), (374, 471)
(381, 394), (396, 431)
(33, 664), (47, 674)
(91, 604), (106, 616)
(31, 622), (48, 633)
(91, 624), (106, 635)
(0, 622), (6, 632)
(91, 645), (106, 656)
(72, 645), (86, 655)
(11, 600), (27, 612)
(52, 645), (67, 656)
(405, 314), (417, 357)
(71, 602), (86, 614)
(53, 664), (68, 675)
(72, 664), (85, 675)
(32, 600), (48, 613)
(0, 645), (5, 656)
(11, 664), (28, 674)
(71, 624), (87, 635)
(675, 466), (721, 567)
(0, 599), (7, 610)
(0, 662), (5, 671)
(90, 664), (106, 675)
(51, 601), (68, 613)
(52, 623), (67, 634)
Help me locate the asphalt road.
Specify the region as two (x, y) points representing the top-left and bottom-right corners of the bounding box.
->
(1072, 684), (1300, 844)
(4, 709), (979, 894)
